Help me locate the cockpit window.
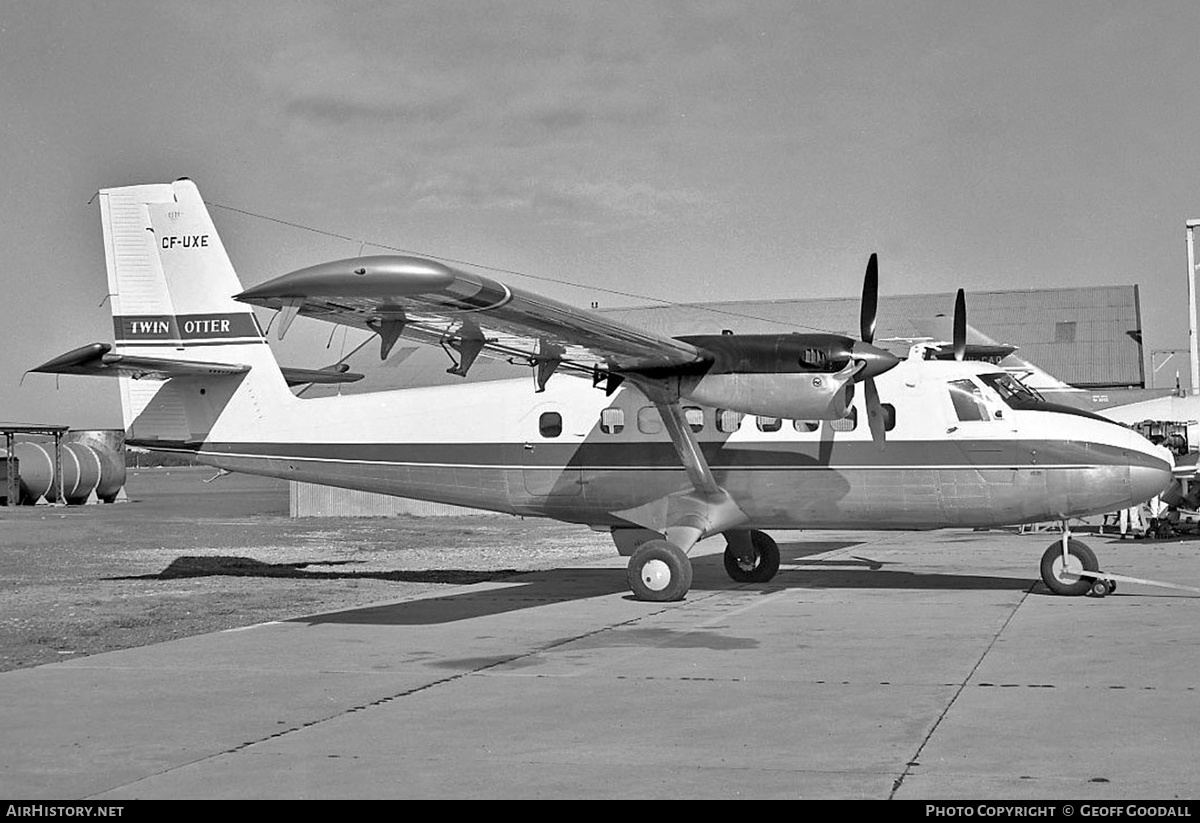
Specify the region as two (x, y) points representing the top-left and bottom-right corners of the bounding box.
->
(948, 379), (990, 422)
(978, 372), (1045, 409)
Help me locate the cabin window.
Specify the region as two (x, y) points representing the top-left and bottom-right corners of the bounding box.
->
(978, 372), (1043, 409)
(949, 379), (990, 422)
(539, 411), (563, 438)
(881, 403), (897, 432)
(756, 416), (782, 432)
(717, 409), (744, 432)
(637, 406), (663, 434)
(600, 407), (625, 434)
(793, 420), (819, 433)
(831, 408), (857, 432)
(684, 406), (704, 432)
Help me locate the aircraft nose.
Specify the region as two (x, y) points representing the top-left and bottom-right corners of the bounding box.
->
(850, 341), (901, 381)
(1129, 444), (1175, 504)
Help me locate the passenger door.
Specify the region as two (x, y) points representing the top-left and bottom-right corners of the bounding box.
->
(516, 403), (583, 497)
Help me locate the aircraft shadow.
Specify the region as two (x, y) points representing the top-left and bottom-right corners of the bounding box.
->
(108, 543), (1036, 627)
(295, 550), (1035, 627)
(106, 556), (526, 586)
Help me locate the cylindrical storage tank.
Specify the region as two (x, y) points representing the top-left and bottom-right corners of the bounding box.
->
(0, 451), (17, 505)
(43, 442), (102, 505)
(13, 441), (54, 504)
(66, 430), (126, 503)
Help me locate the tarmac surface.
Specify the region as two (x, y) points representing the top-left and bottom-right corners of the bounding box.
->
(2, 510), (1200, 799)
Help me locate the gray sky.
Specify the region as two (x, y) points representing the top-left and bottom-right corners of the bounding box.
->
(4, 1), (1200, 428)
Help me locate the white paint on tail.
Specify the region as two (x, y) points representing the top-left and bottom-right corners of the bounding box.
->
(98, 179), (295, 443)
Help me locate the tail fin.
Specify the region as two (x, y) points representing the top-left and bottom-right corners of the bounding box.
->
(98, 179), (293, 444)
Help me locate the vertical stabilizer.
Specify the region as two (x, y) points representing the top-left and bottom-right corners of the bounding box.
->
(98, 179), (293, 443)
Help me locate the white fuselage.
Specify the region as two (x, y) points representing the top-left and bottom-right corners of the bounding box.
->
(135, 355), (1175, 530)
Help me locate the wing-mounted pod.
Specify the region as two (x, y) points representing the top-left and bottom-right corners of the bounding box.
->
(661, 254), (899, 426)
(663, 332), (891, 420)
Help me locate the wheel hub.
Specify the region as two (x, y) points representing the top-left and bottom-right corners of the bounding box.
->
(1052, 553), (1083, 584)
(641, 559), (673, 591)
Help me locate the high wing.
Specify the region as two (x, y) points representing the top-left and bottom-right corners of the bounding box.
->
(236, 253), (900, 420)
(235, 256), (707, 388)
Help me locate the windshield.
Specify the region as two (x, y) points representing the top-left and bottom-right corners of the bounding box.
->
(978, 372), (1046, 408)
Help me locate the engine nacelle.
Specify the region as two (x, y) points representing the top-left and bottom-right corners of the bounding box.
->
(681, 370), (853, 420)
(654, 332), (897, 420)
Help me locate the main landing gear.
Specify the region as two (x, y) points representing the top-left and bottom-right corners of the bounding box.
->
(625, 529), (782, 602)
(627, 540), (693, 602)
(723, 530), (781, 584)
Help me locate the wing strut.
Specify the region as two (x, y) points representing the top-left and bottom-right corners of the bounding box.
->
(614, 385), (748, 554)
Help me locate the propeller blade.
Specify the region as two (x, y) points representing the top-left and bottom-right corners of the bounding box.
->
(864, 376), (886, 448)
(860, 253), (878, 344)
(953, 288), (966, 361)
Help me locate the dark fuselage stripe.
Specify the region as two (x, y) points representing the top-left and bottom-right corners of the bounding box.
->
(129, 438), (1166, 472)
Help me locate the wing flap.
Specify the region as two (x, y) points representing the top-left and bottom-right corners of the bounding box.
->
(235, 256), (706, 374)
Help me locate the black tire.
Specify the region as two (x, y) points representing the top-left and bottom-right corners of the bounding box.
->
(1040, 539), (1099, 596)
(723, 530), (782, 584)
(627, 540), (693, 602)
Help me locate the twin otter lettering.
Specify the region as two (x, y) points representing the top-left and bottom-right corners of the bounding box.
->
(128, 318), (231, 335)
(129, 320), (170, 334)
(183, 319), (231, 334)
(161, 235), (209, 249)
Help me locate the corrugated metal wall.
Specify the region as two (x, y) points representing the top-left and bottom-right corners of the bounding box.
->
(602, 285), (1144, 389)
(290, 481), (488, 517)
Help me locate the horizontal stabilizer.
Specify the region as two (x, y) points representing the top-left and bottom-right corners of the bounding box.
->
(280, 363), (364, 387)
(926, 342), (1018, 362)
(30, 343), (250, 380)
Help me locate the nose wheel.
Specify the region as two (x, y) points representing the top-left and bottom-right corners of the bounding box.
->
(1039, 538), (1098, 596)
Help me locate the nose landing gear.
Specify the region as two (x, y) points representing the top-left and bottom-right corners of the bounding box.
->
(1038, 526), (1200, 598)
(1039, 537), (1099, 597)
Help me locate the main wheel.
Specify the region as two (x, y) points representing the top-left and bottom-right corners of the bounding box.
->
(1039, 539), (1099, 596)
(627, 540), (693, 602)
(723, 530), (782, 584)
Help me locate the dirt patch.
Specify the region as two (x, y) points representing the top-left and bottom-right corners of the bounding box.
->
(0, 468), (614, 672)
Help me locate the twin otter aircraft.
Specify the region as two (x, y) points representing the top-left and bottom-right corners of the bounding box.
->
(35, 179), (1173, 602)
